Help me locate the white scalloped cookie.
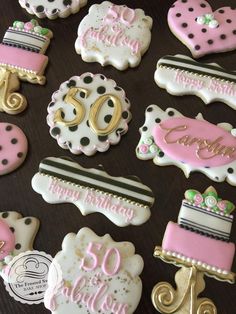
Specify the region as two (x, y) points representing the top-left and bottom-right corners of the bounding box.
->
(44, 227), (144, 314)
(19, 0), (87, 19)
(75, 1), (153, 70)
(47, 73), (131, 156)
(136, 105), (236, 186)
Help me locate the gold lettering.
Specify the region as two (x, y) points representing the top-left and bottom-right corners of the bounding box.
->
(89, 94), (122, 136)
(0, 240), (5, 253)
(160, 124), (236, 160)
(54, 87), (88, 127)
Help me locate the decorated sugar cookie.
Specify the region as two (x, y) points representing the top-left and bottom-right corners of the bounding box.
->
(44, 227), (144, 313)
(0, 211), (40, 276)
(75, 1), (153, 70)
(0, 20), (52, 114)
(32, 157), (154, 226)
(151, 187), (235, 313)
(136, 105), (236, 186)
(0, 123), (28, 175)
(47, 73), (131, 155)
(168, 0), (236, 58)
(19, 0), (87, 19)
(155, 54), (236, 110)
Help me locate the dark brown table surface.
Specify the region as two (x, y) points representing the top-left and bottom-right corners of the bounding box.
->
(0, 0), (236, 313)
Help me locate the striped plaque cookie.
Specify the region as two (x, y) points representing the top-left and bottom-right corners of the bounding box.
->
(155, 54), (236, 110)
(32, 157), (154, 226)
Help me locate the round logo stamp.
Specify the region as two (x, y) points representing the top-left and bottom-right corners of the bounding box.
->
(3, 250), (61, 305)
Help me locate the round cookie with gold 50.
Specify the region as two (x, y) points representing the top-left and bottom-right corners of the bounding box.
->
(47, 73), (131, 156)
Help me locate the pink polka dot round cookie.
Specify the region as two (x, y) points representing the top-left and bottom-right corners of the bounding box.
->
(0, 123), (28, 175)
(168, 0), (236, 58)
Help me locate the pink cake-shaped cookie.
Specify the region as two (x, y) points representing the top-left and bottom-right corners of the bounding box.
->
(0, 19), (53, 83)
(168, 0), (236, 58)
(162, 187), (235, 273)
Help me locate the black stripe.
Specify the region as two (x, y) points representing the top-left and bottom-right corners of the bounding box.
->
(182, 202), (232, 222)
(7, 29), (46, 43)
(41, 159), (154, 198)
(180, 217), (229, 236)
(161, 55), (236, 81)
(39, 168), (152, 207)
(180, 220), (229, 239)
(3, 38), (41, 51)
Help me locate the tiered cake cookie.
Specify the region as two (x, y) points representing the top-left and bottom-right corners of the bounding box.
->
(0, 20), (53, 114)
(0, 20), (52, 82)
(162, 187), (235, 274)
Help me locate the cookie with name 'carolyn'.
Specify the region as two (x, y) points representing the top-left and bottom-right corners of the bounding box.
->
(0, 211), (40, 277)
(47, 73), (131, 156)
(155, 54), (236, 110)
(44, 227), (144, 314)
(19, 0), (87, 19)
(32, 157), (154, 227)
(136, 105), (236, 186)
(75, 1), (153, 70)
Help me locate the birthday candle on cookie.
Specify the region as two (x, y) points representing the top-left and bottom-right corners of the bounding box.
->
(168, 0), (236, 58)
(44, 227), (144, 313)
(0, 211), (40, 276)
(136, 105), (236, 186)
(75, 1), (153, 70)
(32, 157), (154, 227)
(0, 19), (53, 114)
(155, 54), (236, 110)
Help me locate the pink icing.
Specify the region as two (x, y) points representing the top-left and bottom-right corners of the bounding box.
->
(152, 117), (236, 167)
(168, 1), (236, 58)
(81, 25), (141, 55)
(45, 276), (129, 313)
(81, 242), (121, 276)
(0, 123), (28, 175)
(0, 44), (48, 73)
(0, 219), (15, 260)
(163, 222), (235, 271)
(104, 4), (136, 26)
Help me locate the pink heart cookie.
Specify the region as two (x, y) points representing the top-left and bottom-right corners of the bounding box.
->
(0, 219), (15, 260)
(0, 123), (28, 175)
(168, 0), (236, 58)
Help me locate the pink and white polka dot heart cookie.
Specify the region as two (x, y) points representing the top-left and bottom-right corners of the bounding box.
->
(0, 123), (28, 175)
(168, 0), (236, 58)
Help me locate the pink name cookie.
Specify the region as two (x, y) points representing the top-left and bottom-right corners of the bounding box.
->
(44, 227), (144, 314)
(168, 0), (236, 58)
(0, 123), (28, 175)
(136, 105), (236, 186)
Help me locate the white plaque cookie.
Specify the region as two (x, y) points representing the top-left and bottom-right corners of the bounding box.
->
(155, 54), (236, 110)
(44, 227), (144, 314)
(32, 157), (154, 227)
(75, 1), (153, 70)
(19, 0), (87, 19)
(47, 73), (131, 156)
(136, 105), (236, 186)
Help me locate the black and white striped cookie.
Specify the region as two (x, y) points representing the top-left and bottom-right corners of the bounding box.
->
(32, 157), (154, 226)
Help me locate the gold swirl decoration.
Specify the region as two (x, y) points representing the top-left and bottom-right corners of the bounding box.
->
(4, 92), (26, 114)
(151, 282), (186, 313)
(197, 299), (217, 314)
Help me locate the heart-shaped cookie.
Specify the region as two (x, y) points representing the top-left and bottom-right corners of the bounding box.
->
(168, 0), (236, 58)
